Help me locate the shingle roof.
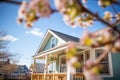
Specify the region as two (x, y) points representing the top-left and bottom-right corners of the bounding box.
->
(50, 29), (79, 42)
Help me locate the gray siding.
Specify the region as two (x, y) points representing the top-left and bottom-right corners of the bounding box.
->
(104, 53), (120, 80)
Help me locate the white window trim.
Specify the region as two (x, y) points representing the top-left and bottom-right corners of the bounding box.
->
(94, 48), (113, 77)
(76, 49), (91, 73)
(77, 49), (90, 64)
(59, 55), (66, 73)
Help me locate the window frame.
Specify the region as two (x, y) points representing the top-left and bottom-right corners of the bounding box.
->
(59, 55), (66, 73)
(94, 48), (113, 77)
(47, 60), (57, 73)
(76, 50), (90, 73)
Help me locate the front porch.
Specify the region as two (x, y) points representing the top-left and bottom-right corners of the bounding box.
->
(31, 73), (85, 80)
(31, 42), (91, 80)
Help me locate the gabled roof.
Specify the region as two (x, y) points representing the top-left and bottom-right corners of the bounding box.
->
(50, 29), (79, 42)
(35, 29), (79, 54)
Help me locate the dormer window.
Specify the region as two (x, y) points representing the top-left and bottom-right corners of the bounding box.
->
(50, 37), (57, 48)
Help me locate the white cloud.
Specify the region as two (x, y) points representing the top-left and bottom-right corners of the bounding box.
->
(26, 28), (44, 37)
(0, 35), (18, 42)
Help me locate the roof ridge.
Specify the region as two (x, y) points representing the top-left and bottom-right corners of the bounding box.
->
(49, 29), (79, 39)
(49, 29), (79, 42)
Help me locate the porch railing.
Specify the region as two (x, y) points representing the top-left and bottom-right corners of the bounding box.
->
(31, 73), (85, 80)
(73, 73), (85, 80)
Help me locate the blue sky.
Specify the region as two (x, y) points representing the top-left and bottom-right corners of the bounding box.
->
(0, 0), (119, 68)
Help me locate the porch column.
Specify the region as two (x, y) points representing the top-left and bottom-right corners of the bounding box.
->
(33, 58), (36, 72)
(67, 64), (70, 80)
(67, 63), (73, 80)
(44, 55), (48, 80)
(33, 59), (36, 66)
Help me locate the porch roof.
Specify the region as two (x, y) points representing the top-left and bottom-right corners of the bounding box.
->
(33, 42), (90, 59)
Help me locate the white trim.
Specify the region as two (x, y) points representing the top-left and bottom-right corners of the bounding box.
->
(109, 53), (113, 77)
(44, 55), (47, 80)
(33, 42), (68, 59)
(34, 42), (89, 59)
(100, 52), (113, 77)
(77, 49), (90, 54)
(34, 44), (68, 59)
(94, 48), (113, 77)
(35, 30), (51, 55)
(90, 48), (95, 61)
(77, 49), (91, 64)
(34, 29), (66, 56)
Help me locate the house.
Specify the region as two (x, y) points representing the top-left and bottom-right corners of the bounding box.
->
(31, 29), (120, 80)
(10, 65), (30, 80)
(0, 59), (10, 80)
(0, 53), (11, 80)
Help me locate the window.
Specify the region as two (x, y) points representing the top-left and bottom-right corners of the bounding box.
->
(50, 37), (57, 48)
(85, 50), (90, 61)
(14, 71), (19, 74)
(76, 54), (84, 72)
(76, 50), (90, 73)
(60, 56), (66, 72)
(48, 61), (56, 73)
(95, 49), (110, 75)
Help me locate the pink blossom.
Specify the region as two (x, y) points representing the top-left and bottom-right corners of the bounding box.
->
(54, 0), (68, 10)
(116, 13), (120, 20)
(67, 57), (77, 74)
(17, 17), (23, 25)
(83, 60), (102, 80)
(63, 15), (76, 28)
(104, 11), (113, 21)
(29, 0), (52, 17)
(82, 0), (87, 4)
(18, 1), (28, 18)
(114, 39), (120, 51)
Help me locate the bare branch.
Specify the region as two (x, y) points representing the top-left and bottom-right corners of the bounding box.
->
(114, 1), (120, 6)
(0, 0), (22, 5)
(51, 9), (59, 14)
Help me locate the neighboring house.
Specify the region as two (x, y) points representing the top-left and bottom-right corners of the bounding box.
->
(32, 29), (120, 80)
(0, 54), (10, 80)
(10, 65), (30, 80)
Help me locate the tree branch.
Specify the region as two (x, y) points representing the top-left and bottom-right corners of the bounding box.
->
(51, 9), (59, 14)
(77, 0), (120, 34)
(114, 1), (120, 6)
(0, 0), (22, 5)
(95, 47), (111, 64)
